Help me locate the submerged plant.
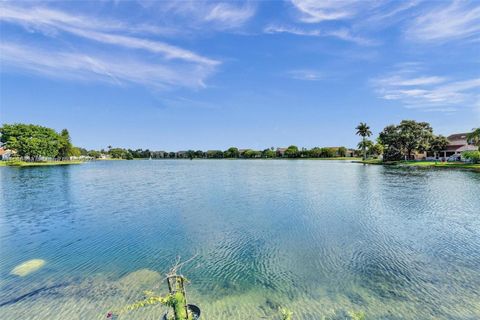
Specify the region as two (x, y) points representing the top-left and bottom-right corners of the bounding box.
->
(107, 258), (198, 320)
(348, 310), (366, 320)
(280, 307), (293, 320)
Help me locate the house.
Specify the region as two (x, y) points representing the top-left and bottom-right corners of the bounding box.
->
(346, 149), (356, 157)
(427, 133), (478, 160)
(0, 147), (14, 160)
(151, 151), (167, 158)
(276, 147), (287, 157)
(176, 151), (187, 158)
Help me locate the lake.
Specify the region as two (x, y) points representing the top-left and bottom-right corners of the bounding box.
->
(0, 160), (479, 319)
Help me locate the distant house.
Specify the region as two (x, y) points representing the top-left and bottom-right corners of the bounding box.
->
(276, 147), (287, 157)
(0, 147), (14, 160)
(176, 151), (187, 158)
(426, 133), (478, 160)
(151, 151), (167, 158)
(346, 149), (356, 157)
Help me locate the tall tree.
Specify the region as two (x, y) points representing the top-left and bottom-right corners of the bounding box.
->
(397, 120), (433, 160)
(224, 147), (239, 158)
(284, 145), (299, 158)
(356, 122), (372, 160)
(467, 128), (480, 147)
(58, 129), (73, 160)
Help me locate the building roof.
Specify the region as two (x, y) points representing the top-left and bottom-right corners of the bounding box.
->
(447, 133), (468, 141)
(0, 147), (12, 156)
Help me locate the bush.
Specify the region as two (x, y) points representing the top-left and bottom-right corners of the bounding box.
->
(462, 151), (480, 163)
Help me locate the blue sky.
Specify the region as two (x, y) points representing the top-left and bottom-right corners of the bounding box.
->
(0, 0), (479, 150)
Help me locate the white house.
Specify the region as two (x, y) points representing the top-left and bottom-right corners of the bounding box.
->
(0, 147), (14, 160)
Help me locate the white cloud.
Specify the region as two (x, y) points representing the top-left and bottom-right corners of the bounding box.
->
(0, 3), (218, 66)
(406, 0), (480, 43)
(372, 67), (480, 112)
(0, 42), (214, 89)
(290, 0), (360, 23)
(288, 69), (323, 81)
(150, 1), (256, 30)
(0, 3), (220, 89)
(204, 3), (256, 28)
(264, 25), (377, 46)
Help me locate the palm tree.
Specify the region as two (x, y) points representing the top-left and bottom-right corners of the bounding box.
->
(467, 128), (480, 147)
(356, 122), (372, 160)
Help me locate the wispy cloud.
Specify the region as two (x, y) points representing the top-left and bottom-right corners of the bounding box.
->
(290, 0), (361, 23)
(204, 3), (256, 28)
(0, 42), (214, 89)
(288, 69), (323, 81)
(372, 66), (480, 112)
(149, 1), (256, 30)
(406, 0), (480, 43)
(0, 3), (218, 65)
(264, 25), (377, 46)
(0, 3), (219, 89)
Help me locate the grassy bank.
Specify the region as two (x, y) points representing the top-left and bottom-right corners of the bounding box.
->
(358, 159), (480, 170)
(2, 160), (85, 167)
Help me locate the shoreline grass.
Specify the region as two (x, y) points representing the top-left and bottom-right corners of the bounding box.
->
(357, 159), (480, 171)
(2, 160), (85, 167)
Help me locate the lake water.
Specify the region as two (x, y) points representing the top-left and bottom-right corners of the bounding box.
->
(0, 160), (479, 320)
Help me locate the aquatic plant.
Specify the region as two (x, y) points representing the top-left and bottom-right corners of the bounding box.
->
(107, 258), (198, 320)
(280, 307), (293, 320)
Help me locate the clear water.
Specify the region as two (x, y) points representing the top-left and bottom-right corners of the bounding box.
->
(0, 160), (479, 320)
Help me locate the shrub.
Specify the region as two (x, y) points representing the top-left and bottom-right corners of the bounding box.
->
(462, 150), (480, 163)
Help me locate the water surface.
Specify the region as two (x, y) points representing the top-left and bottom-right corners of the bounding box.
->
(1, 160), (479, 319)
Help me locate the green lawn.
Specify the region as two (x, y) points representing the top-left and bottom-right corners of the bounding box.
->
(359, 159), (480, 170)
(2, 160), (85, 167)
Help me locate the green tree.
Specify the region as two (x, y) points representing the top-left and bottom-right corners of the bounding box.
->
(320, 147), (336, 158)
(57, 129), (73, 160)
(378, 125), (403, 161)
(109, 148), (133, 159)
(398, 120), (433, 160)
(0, 123), (60, 161)
(262, 149), (276, 158)
(243, 149), (261, 158)
(370, 143), (384, 158)
(462, 150), (480, 163)
(429, 135), (449, 157)
(467, 128), (480, 147)
(285, 145), (299, 158)
(224, 147), (239, 158)
(88, 150), (101, 158)
(356, 122), (372, 160)
(338, 146), (347, 157)
(69, 147), (81, 157)
(357, 140), (373, 158)
(309, 147), (322, 158)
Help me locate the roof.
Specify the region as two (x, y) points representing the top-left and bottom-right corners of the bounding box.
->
(276, 147), (287, 152)
(0, 148), (12, 156)
(444, 144), (466, 151)
(447, 133), (468, 141)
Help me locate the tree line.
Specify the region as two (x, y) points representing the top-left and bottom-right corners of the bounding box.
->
(0, 123), (357, 161)
(3, 122), (478, 163)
